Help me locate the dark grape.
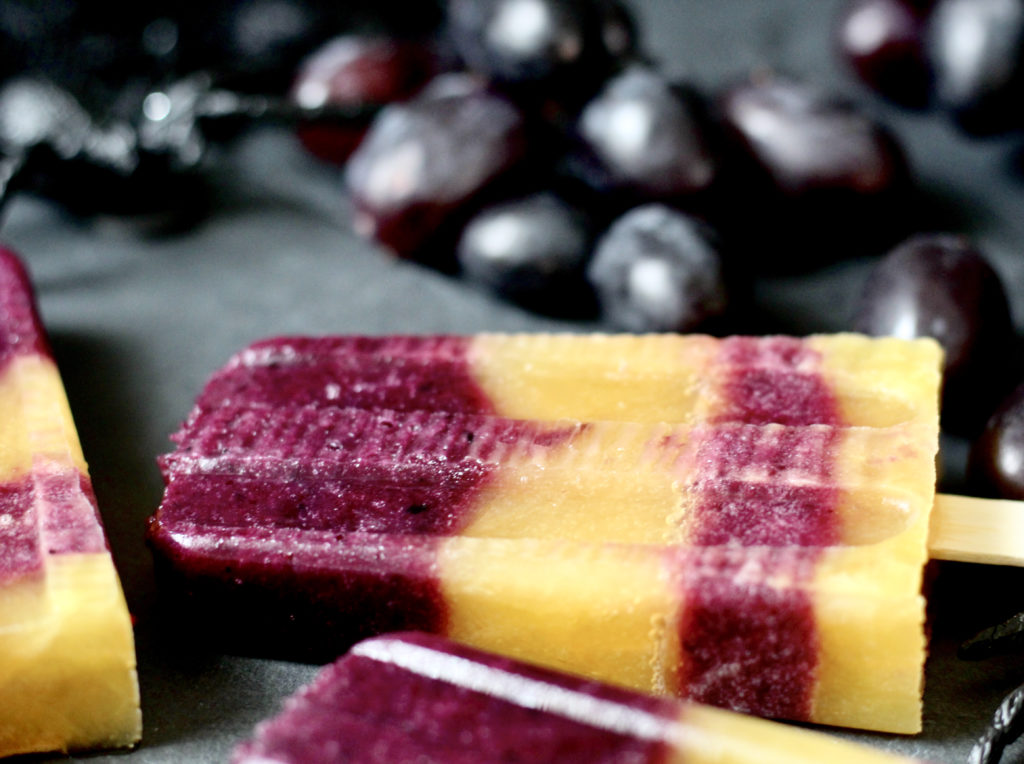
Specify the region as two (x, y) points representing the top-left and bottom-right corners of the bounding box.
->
(719, 74), (909, 198)
(570, 66), (718, 202)
(344, 84), (528, 258)
(456, 192), (594, 316)
(292, 36), (436, 109)
(445, 0), (612, 91)
(836, 0), (935, 108)
(927, 0), (1024, 135)
(291, 36), (437, 164)
(716, 73), (913, 267)
(586, 204), (727, 332)
(969, 383), (1024, 499)
(851, 233), (1017, 434)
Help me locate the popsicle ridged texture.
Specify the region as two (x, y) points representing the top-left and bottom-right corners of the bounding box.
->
(149, 333), (941, 734)
(0, 248), (140, 756)
(232, 632), (922, 764)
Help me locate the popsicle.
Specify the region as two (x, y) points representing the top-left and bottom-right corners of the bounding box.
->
(232, 632), (924, 764)
(149, 332), (940, 734)
(0, 247), (140, 756)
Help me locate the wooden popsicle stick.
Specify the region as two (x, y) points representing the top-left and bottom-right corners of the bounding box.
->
(930, 493), (1024, 567)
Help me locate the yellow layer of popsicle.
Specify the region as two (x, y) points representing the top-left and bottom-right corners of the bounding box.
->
(0, 553), (141, 755)
(678, 705), (920, 763)
(0, 354), (140, 756)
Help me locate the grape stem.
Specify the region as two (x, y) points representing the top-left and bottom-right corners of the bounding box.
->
(194, 87), (382, 124)
(971, 683), (1024, 764)
(138, 74), (381, 169)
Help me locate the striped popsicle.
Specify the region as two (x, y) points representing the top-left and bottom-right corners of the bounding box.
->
(148, 333), (940, 734)
(0, 248), (140, 756)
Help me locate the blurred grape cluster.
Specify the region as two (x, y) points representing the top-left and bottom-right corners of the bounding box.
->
(837, 0), (1024, 135)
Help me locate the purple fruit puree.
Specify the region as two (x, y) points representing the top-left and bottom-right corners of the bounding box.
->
(674, 337), (841, 720)
(714, 336), (841, 426)
(232, 632), (679, 764)
(156, 332), (846, 698)
(195, 336), (494, 415)
(0, 479), (42, 583)
(0, 449), (107, 587)
(674, 547), (821, 721)
(688, 424), (841, 546)
(158, 406), (569, 536)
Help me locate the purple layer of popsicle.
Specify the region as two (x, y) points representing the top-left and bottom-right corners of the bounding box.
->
(714, 336), (841, 426)
(232, 632), (681, 764)
(0, 479), (41, 583)
(149, 524), (447, 660)
(151, 405), (579, 659)
(158, 405), (842, 547)
(194, 336), (491, 415)
(0, 246), (51, 369)
(679, 337), (838, 720)
(159, 406), (575, 536)
(675, 546), (821, 721)
(192, 335), (847, 427)
(0, 459), (107, 587)
(688, 424), (841, 547)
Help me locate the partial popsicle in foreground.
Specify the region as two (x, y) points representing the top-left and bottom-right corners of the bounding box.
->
(0, 247), (140, 756)
(148, 333), (941, 734)
(232, 632), (925, 764)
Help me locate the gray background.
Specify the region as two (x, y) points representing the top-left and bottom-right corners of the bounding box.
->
(6, 1), (1024, 761)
